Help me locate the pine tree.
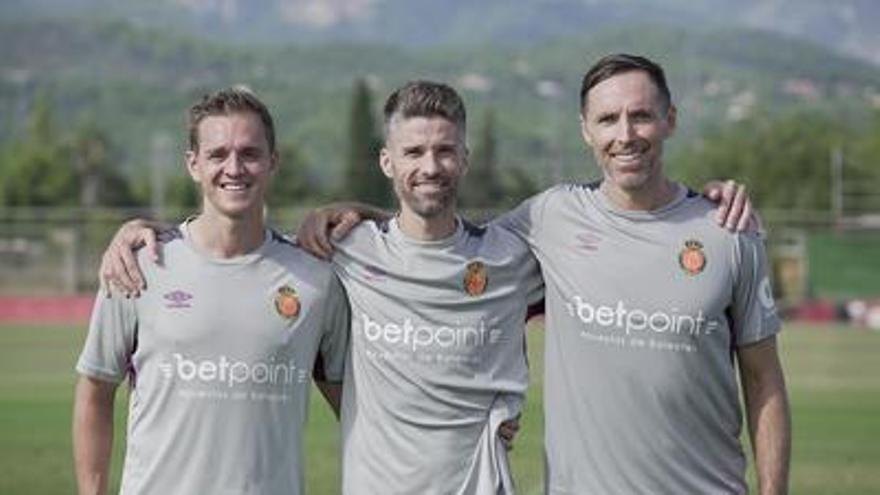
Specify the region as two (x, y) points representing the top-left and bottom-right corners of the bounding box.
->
(269, 142), (322, 206)
(69, 120), (136, 207)
(342, 79), (390, 207)
(461, 107), (504, 208)
(0, 93), (77, 206)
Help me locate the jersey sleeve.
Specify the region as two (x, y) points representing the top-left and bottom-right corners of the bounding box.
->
(491, 188), (553, 248)
(317, 273), (350, 383)
(75, 288), (138, 383)
(730, 232), (782, 346)
(521, 249), (544, 306)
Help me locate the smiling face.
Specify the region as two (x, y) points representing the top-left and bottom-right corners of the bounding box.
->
(581, 70), (676, 203)
(380, 115), (468, 224)
(185, 111), (277, 221)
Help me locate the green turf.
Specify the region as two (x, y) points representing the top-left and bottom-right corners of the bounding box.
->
(1, 322), (878, 494)
(807, 232), (880, 298)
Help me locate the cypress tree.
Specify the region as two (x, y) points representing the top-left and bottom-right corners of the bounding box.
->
(461, 107), (504, 208)
(342, 78), (390, 207)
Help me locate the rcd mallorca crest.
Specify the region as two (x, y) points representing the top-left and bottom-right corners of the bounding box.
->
(463, 261), (488, 296)
(274, 285), (301, 320)
(679, 239), (706, 276)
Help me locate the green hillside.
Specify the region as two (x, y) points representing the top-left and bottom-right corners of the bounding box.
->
(1, 18), (879, 191)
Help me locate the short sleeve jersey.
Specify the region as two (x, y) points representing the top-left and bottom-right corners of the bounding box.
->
(333, 218), (543, 495)
(76, 223), (349, 495)
(497, 183), (781, 495)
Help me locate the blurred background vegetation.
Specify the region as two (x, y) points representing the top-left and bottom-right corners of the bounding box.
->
(1, 0), (879, 298)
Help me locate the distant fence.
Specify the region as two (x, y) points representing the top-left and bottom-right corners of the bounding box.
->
(0, 206), (314, 295)
(1, 206), (878, 300)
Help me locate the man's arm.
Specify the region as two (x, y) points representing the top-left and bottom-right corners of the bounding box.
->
(314, 380), (343, 419)
(99, 219), (168, 297)
(738, 336), (791, 495)
(296, 202), (391, 259)
(72, 376), (118, 495)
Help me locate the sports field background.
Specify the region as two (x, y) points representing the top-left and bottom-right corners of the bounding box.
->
(1, 321), (878, 494)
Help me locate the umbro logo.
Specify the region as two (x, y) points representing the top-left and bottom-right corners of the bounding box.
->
(163, 290), (193, 309)
(576, 232), (602, 251)
(363, 264), (388, 282)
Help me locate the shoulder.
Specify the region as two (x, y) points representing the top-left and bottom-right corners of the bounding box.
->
(672, 189), (731, 234)
(266, 229), (335, 279)
(134, 225), (185, 277)
(469, 219), (535, 262)
(538, 181), (598, 202)
(496, 181), (597, 229)
(332, 219), (387, 255)
(535, 181), (601, 212)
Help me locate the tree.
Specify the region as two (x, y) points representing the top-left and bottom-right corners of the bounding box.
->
(341, 79), (390, 207)
(845, 111), (880, 215)
(501, 165), (540, 207)
(673, 110), (847, 212)
(460, 107), (505, 208)
(268, 142), (323, 206)
(165, 173), (199, 211)
(68, 120), (137, 207)
(0, 93), (77, 207)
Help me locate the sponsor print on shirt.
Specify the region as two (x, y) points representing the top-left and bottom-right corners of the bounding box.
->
(564, 296), (722, 354)
(156, 352), (309, 402)
(358, 312), (503, 366)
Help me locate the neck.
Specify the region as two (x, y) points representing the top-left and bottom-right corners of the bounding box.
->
(600, 177), (680, 211)
(397, 210), (458, 241)
(188, 209), (265, 258)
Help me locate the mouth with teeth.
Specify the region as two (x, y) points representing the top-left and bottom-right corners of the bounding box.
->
(220, 182), (251, 191)
(410, 179), (449, 193)
(609, 143), (650, 171)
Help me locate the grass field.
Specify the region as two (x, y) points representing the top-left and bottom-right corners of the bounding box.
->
(807, 232), (880, 298)
(2, 322), (879, 494)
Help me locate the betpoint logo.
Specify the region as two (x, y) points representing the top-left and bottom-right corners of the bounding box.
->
(158, 353), (306, 387)
(567, 296), (719, 336)
(360, 313), (502, 351)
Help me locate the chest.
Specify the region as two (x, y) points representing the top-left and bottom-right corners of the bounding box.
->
(136, 264), (324, 362)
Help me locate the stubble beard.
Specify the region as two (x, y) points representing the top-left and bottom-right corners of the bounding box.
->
(396, 180), (458, 219)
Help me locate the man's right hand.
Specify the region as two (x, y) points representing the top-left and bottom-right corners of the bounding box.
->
(99, 219), (166, 297)
(296, 203), (388, 259)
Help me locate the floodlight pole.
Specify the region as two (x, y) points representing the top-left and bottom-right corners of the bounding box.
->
(831, 145), (843, 228)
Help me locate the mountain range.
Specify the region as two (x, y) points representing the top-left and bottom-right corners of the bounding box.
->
(3, 0), (879, 65)
(1, 3), (879, 187)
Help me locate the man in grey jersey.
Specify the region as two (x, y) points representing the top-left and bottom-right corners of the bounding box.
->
(497, 54), (791, 494)
(73, 88), (349, 495)
(328, 81), (543, 494)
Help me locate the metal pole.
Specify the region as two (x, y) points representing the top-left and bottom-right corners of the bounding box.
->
(831, 145), (843, 226)
(151, 132), (172, 220)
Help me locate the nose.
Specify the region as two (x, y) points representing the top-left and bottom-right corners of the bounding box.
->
(419, 151), (443, 176)
(614, 116), (636, 143)
(223, 153), (246, 175)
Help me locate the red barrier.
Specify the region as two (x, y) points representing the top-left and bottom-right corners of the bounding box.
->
(0, 296), (94, 325)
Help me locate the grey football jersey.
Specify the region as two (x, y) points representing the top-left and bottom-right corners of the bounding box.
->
(498, 183), (781, 495)
(333, 218), (543, 495)
(76, 222), (349, 495)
